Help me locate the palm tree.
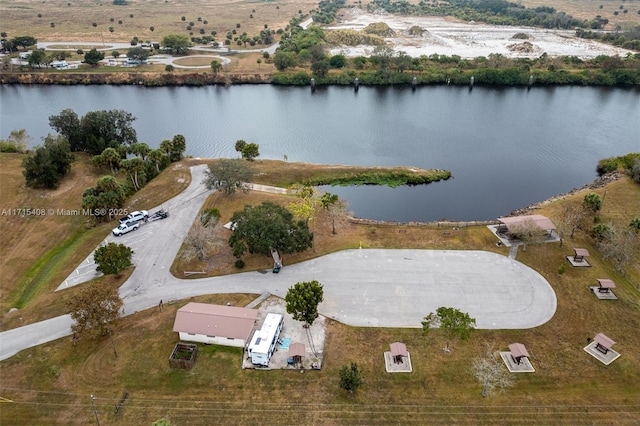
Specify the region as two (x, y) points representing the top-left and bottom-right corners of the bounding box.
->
(210, 59), (222, 75)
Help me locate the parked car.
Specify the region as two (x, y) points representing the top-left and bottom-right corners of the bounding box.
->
(119, 210), (149, 224)
(112, 221), (140, 236)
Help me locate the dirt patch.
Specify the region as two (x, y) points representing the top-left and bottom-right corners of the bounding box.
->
(328, 9), (634, 59)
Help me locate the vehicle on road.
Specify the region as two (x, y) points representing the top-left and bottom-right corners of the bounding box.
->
(112, 221), (140, 236)
(119, 210), (148, 224)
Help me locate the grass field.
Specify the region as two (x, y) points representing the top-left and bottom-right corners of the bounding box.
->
(0, 153), (192, 330)
(0, 154), (639, 424)
(2, 0), (638, 46)
(1, 0), (318, 43)
(519, 0), (640, 29)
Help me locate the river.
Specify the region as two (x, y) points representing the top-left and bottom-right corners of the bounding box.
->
(1, 84), (638, 221)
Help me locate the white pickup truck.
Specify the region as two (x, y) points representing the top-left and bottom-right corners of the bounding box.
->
(119, 210), (149, 224)
(112, 221), (140, 236)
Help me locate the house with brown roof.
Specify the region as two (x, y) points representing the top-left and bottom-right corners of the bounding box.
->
(173, 302), (258, 348)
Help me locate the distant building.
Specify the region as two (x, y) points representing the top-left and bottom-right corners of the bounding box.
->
(172, 302), (258, 348)
(50, 60), (68, 69)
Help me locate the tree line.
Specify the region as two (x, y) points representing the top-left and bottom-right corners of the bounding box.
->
(18, 108), (186, 222)
(370, 0), (606, 30)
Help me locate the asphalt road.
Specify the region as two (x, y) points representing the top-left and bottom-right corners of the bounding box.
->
(0, 164), (557, 361)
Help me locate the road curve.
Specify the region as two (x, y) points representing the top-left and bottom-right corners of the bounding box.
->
(0, 164), (557, 361)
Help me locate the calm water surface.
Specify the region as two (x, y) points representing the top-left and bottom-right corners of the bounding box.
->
(1, 85), (638, 221)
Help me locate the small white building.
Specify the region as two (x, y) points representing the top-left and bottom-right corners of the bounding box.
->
(247, 313), (284, 366)
(172, 302), (258, 348)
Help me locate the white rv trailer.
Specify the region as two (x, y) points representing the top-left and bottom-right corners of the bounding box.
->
(247, 313), (284, 366)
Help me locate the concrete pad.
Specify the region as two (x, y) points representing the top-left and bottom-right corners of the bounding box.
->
(500, 351), (535, 373)
(278, 249), (557, 329)
(583, 341), (621, 365)
(384, 351), (413, 373)
(566, 256), (591, 267)
(242, 297), (325, 370)
(589, 287), (618, 300)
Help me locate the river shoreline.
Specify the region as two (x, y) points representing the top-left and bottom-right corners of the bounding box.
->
(1, 70), (639, 87)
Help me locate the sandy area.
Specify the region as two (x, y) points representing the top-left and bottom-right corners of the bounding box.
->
(327, 9), (634, 59)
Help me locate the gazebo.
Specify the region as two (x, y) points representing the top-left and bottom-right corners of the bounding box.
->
(572, 248), (590, 263)
(508, 343), (530, 365)
(496, 214), (557, 239)
(288, 342), (305, 365)
(390, 342), (408, 364)
(593, 333), (615, 355)
(596, 279), (616, 293)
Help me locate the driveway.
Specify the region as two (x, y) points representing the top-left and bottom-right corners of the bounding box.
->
(0, 165), (557, 361)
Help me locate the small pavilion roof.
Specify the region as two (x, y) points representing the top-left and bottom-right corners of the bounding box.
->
(289, 342), (305, 358)
(498, 214), (556, 232)
(390, 342), (408, 357)
(573, 248), (590, 257)
(508, 343), (530, 359)
(594, 333), (615, 349)
(597, 279), (616, 289)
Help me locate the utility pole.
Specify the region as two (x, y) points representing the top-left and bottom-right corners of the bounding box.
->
(90, 394), (100, 426)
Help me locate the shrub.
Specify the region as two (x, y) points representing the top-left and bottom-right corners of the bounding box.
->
(201, 208), (221, 226)
(234, 259), (245, 269)
(592, 223), (613, 241)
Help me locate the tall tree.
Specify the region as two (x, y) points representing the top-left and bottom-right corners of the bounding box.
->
(234, 139), (260, 161)
(202, 158), (253, 195)
(285, 280), (324, 327)
(148, 148), (166, 174)
(27, 49), (48, 68)
(159, 139), (172, 155)
(119, 157), (146, 190)
(49, 109), (82, 151)
(210, 59), (222, 75)
(161, 34), (192, 54)
(95, 147), (122, 175)
(94, 242), (133, 276)
(22, 135), (74, 189)
(228, 202), (313, 259)
(82, 175), (126, 221)
(11, 36), (37, 50)
(422, 307), (476, 345)
(67, 281), (123, 358)
(339, 362), (364, 394)
(83, 48), (105, 66)
(129, 142), (151, 160)
(320, 192), (347, 235)
(49, 109), (137, 154)
(127, 46), (150, 62)
(171, 134), (186, 161)
(288, 184), (320, 223)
